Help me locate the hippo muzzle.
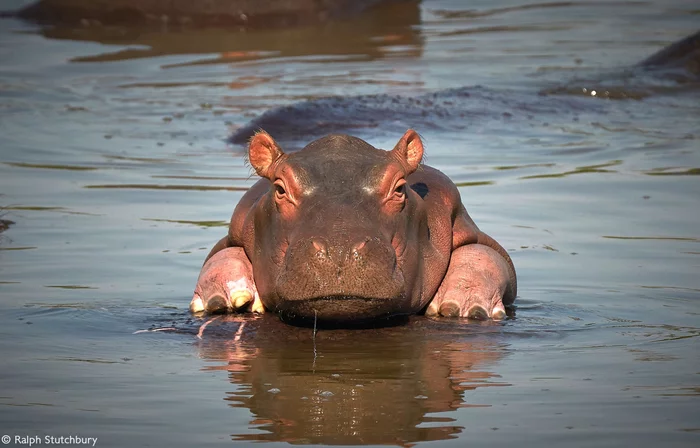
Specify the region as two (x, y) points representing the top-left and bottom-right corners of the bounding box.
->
(272, 234), (408, 323)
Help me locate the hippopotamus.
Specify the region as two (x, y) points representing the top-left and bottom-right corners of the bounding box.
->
(190, 129), (516, 324)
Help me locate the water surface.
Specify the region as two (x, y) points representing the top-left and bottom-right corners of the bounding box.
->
(0, 0), (698, 446)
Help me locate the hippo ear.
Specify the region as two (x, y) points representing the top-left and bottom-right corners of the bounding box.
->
(391, 129), (424, 174)
(248, 130), (285, 179)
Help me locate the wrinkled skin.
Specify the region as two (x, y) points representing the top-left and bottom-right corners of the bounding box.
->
(191, 130), (516, 324)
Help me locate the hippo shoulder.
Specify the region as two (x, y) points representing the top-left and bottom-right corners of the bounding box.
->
(408, 165), (461, 209)
(228, 179), (270, 248)
(408, 164), (480, 251)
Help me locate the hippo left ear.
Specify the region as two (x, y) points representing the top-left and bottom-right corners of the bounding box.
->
(248, 130), (285, 180)
(391, 129), (424, 175)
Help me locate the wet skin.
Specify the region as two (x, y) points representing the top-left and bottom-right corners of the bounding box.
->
(191, 130), (516, 323)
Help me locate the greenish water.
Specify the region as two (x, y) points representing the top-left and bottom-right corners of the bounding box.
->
(0, 0), (698, 446)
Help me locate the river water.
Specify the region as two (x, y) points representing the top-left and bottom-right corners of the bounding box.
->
(0, 0), (698, 446)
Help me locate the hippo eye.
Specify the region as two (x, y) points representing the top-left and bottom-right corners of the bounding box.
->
(393, 182), (406, 197)
(274, 180), (287, 198)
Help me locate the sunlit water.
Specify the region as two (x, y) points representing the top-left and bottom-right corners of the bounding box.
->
(0, 0), (698, 446)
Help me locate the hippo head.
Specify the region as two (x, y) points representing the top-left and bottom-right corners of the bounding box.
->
(245, 130), (430, 325)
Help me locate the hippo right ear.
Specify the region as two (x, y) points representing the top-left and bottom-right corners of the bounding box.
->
(248, 130), (285, 180)
(391, 129), (424, 175)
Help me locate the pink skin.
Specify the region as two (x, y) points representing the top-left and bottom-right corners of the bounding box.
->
(425, 245), (509, 319)
(191, 130), (516, 321)
(191, 247), (263, 314)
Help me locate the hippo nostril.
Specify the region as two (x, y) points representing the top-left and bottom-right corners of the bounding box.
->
(311, 238), (329, 258)
(352, 241), (366, 260)
(353, 240), (367, 252)
(351, 238), (372, 258)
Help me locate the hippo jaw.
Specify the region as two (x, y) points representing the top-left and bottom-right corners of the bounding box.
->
(269, 262), (411, 324)
(273, 294), (411, 326)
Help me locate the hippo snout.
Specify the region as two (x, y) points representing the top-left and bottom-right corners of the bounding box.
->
(305, 236), (390, 270)
(272, 235), (406, 321)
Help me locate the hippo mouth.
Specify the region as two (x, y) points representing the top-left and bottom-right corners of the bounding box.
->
(274, 294), (410, 327)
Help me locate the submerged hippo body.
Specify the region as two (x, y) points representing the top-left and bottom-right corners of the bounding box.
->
(228, 31), (700, 146)
(191, 130), (516, 324)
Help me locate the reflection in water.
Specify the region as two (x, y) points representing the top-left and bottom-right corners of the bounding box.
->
(84, 183), (249, 191)
(645, 167), (700, 176)
(519, 160), (621, 180)
(3, 161), (99, 171)
(15, 0), (419, 29)
(31, 2), (423, 64)
(195, 315), (509, 445)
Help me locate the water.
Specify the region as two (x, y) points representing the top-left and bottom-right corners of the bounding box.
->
(1, 0), (698, 446)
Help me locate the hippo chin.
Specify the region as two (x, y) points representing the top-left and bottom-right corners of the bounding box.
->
(191, 130), (517, 324)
